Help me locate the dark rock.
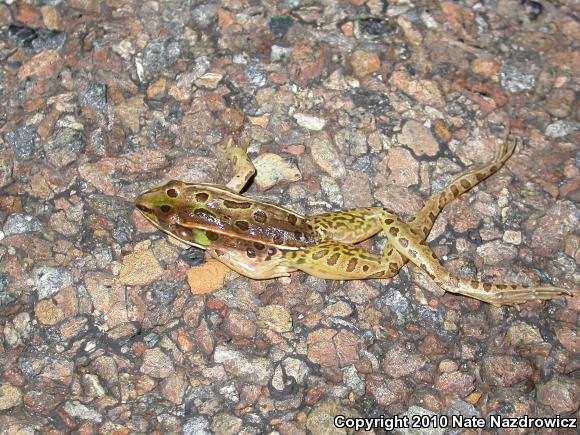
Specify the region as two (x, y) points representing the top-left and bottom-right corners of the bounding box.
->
(79, 81), (108, 114)
(269, 16), (293, 38)
(522, 0), (543, 21)
(45, 127), (84, 167)
(3, 213), (43, 236)
(5, 126), (38, 161)
(348, 87), (392, 115)
(8, 24), (66, 52)
(0, 273), (14, 306)
(142, 38), (181, 76)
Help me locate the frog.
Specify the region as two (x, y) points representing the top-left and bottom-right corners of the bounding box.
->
(136, 135), (575, 306)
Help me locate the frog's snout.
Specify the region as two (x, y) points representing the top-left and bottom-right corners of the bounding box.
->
(135, 192), (158, 222)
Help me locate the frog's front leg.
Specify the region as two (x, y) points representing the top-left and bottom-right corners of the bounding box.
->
(206, 233), (296, 279)
(378, 210), (574, 306)
(218, 138), (256, 193)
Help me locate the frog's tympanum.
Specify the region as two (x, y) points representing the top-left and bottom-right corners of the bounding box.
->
(136, 134), (575, 306)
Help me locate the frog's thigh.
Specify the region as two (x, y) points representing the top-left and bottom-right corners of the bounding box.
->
(306, 208), (384, 243)
(224, 141), (256, 193)
(207, 247), (295, 279)
(307, 208), (407, 272)
(283, 241), (399, 280)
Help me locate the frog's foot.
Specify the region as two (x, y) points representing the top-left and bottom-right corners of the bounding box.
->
(218, 138), (256, 193)
(379, 210), (575, 306)
(441, 278), (575, 306)
(479, 285), (575, 307)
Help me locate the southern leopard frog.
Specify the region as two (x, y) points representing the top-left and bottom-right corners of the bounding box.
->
(136, 135), (574, 306)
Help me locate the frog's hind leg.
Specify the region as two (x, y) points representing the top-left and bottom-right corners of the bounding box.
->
(306, 208), (383, 244)
(283, 240), (400, 280)
(409, 134), (518, 239)
(379, 210), (574, 306)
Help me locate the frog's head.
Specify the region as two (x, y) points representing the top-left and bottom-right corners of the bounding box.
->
(135, 180), (190, 229)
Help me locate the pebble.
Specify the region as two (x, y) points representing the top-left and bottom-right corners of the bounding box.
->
(257, 304), (292, 333)
(537, 376), (580, 414)
(213, 345), (272, 384)
(502, 230), (522, 245)
(366, 376), (411, 407)
(545, 120), (579, 138)
(0, 383), (23, 410)
(293, 113), (327, 131)
(475, 240), (518, 265)
(545, 87), (576, 118)
(120, 243), (164, 286)
(17, 50), (62, 80)
(183, 417), (211, 435)
(506, 321), (544, 347)
(62, 400), (103, 422)
(142, 38), (182, 75)
(35, 299), (65, 325)
(34, 266), (73, 299)
(350, 50), (381, 78)
(398, 406), (446, 435)
(500, 65), (536, 92)
(140, 348), (174, 379)
(382, 344), (427, 378)
(306, 400), (360, 435)
(482, 355), (533, 387)
(84, 271), (129, 328)
(307, 329), (359, 368)
(3, 213), (43, 236)
(40, 5), (62, 31)
(253, 153), (301, 190)
(160, 371), (187, 404)
(211, 413), (242, 435)
(113, 96), (147, 133)
(435, 371), (475, 397)
(45, 128), (84, 168)
(308, 131), (347, 178)
(399, 120), (440, 157)
(187, 259), (229, 295)
(390, 69), (446, 108)
(386, 147), (419, 187)
(5, 126), (38, 160)
(195, 72), (223, 88)
(0, 150), (14, 188)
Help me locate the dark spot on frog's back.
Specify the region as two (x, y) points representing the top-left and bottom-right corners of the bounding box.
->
(346, 258), (358, 272)
(253, 210), (267, 223)
(287, 214), (298, 225)
(326, 253), (340, 266)
(195, 192), (209, 202)
(223, 200), (252, 209)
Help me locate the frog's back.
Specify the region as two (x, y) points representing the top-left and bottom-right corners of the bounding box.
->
(138, 181), (317, 249)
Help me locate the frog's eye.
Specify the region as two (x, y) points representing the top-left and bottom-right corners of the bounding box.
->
(160, 205), (172, 213)
(166, 188), (179, 198)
